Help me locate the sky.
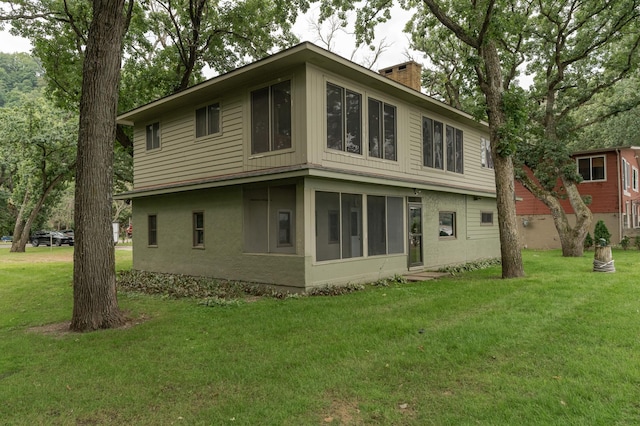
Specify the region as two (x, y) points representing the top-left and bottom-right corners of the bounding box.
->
(0, 4), (423, 72)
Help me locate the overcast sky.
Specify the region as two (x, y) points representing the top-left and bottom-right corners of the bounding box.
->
(0, 5), (421, 71)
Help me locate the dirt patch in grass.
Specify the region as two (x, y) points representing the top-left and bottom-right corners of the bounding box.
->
(322, 397), (363, 425)
(27, 313), (150, 337)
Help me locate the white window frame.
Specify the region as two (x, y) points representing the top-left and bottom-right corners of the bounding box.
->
(195, 101), (222, 139)
(576, 155), (606, 182)
(633, 167), (638, 192)
(145, 122), (161, 151)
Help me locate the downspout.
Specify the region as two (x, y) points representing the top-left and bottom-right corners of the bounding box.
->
(616, 149), (623, 242)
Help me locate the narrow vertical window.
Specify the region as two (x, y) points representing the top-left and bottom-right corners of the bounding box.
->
(146, 122), (160, 150)
(193, 212), (204, 247)
(481, 138), (494, 169)
(446, 125), (464, 173)
(278, 210), (292, 246)
(326, 83), (344, 151)
(148, 214), (157, 246)
(368, 98), (396, 160)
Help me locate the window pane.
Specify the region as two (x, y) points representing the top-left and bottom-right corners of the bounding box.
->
(387, 197), (404, 254)
(481, 212), (493, 225)
(146, 122), (159, 150)
(383, 103), (396, 160)
(368, 99), (381, 158)
(439, 212), (455, 237)
(345, 90), (361, 154)
(244, 188), (269, 252)
(455, 128), (464, 173)
(327, 83), (344, 150)
(578, 158), (591, 180)
(446, 125), (455, 172)
(251, 87), (270, 154)
(208, 103), (220, 134)
(423, 117), (433, 167)
(193, 212), (204, 246)
(592, 156), (605, 180)
(433, 121), (443, 169)
(148, 215), (157, 246)
(196, 107), (207, 138)
(271, 80), (291, 150)
(316, 191), (341, 261)
(278, 211), (291, 246)
(341, 193), (362, 258)
(367, 195), (386, 255)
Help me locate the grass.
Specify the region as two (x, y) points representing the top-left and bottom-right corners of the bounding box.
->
(1, 247), (640, 424)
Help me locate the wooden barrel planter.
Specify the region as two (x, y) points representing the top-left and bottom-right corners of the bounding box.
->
(593, 245), (615, 272)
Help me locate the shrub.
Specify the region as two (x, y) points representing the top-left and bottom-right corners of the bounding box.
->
(583, 232), (594, 250)
(594, 220), (611, 246)
(635, 236), (640, 250)
(620, 235), (631, 250)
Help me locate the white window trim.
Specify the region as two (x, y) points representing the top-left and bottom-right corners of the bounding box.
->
(575, 155), (606, 182)
(195, 101), (222, 140)
(633, 167), (638, 192)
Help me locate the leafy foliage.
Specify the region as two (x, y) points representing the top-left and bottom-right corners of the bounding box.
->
(620, 235), (631, 250)
(594, 220), (612, 246)
(584, 232), (594, 250)
(438, 258), (502, 275)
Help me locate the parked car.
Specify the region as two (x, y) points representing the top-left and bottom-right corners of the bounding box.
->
(30, 231), (74, 247)
(1, 235), (12, 242)
(60, 229), (74, 238)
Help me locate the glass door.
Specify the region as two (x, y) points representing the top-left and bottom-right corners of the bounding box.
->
(408, 203), (423, 267)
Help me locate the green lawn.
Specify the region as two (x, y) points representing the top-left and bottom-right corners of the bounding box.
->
(1, 247), (640, 425)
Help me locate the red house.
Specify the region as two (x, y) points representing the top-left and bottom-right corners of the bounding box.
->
(516, 146), (640, 249)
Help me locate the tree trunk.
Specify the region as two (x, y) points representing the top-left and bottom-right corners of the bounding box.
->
(594, 245), (615, 272)
(481, 41), (525, 278)
(10, 190), (30, 252)
(71, 0), (129, 332)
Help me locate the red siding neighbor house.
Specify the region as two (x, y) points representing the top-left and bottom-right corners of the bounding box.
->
(516, 146), (640, 249)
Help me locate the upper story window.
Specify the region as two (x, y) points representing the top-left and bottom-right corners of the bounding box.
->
(622, 158), (630, 192)
(422, 117), (444, 170)
(446, 125), (464, 173)
(577, 155), (605, 181)
(633, 167), (638, 192)
(326, 82), (362, 154)
(196, 102), (220, 138)
(146, 122), (160, 150)
(481, 137), (493, 169)
(368, 98), (396, 161)
(251, 80), (291, 154)
(423, 118), (463, 173)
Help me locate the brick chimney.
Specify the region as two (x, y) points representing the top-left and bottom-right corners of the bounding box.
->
(379, 61), (422, 91)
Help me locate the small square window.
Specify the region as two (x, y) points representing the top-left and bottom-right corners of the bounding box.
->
(481, 212), (494, 225)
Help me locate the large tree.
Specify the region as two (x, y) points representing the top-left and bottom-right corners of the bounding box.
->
(70, 0), (133, 331)
(0, 90), (77, 252)
(512, 0), (640, 256)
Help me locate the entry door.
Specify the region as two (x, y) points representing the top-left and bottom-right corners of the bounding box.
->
(408, 203), (423, 267)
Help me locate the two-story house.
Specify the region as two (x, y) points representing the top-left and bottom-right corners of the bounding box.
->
(116, 42), (500, 291)
(516, 146), (640, 249)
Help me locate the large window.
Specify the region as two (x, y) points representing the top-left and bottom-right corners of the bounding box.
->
(193, 212), (204, 247)
(196, 102), (221, 138)
(251, 80), (291, 154)
(422, 117), (443, 169)
(577, 155), (605, 181)
(146, 122), (160, 150)
(148, 214), (157, 246)
(315, 192), (363, 261)
(439, 212), (456, 238)
(326, 83), (362, 154)
(368, 99), (397, 160)
(423, 119), (464, 173)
